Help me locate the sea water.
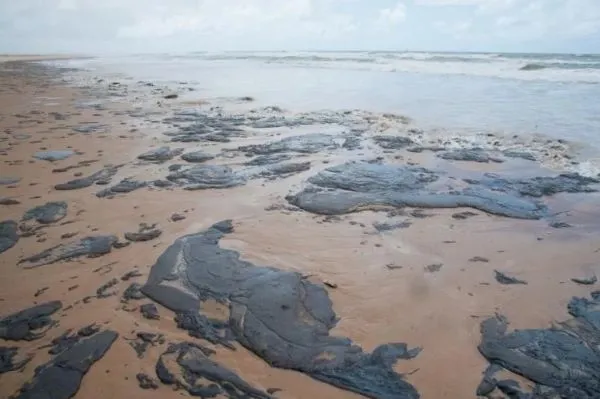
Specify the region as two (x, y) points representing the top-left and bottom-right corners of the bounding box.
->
(49, 51), (600, 172)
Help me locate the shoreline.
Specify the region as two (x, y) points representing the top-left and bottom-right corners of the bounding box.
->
(0, 54), (89, 63)
(1, 60), (599, 399)
(53, 54), (600, 179)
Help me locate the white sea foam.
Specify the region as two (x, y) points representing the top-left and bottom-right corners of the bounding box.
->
(156, 51), (600, 84)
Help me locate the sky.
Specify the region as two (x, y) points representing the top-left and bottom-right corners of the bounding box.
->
(1, 0), (600, 54)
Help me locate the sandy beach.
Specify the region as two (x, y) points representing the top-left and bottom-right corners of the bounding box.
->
(0, 55), (85, 63)
(1, 59), (600, 399)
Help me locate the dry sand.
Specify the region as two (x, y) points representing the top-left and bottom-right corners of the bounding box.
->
(0, 60), (599, 399)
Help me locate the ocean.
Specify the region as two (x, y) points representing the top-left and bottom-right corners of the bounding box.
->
(49, 51), (600, 174)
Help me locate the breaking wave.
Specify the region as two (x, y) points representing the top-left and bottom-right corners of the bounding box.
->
(169, 51), (600, 83)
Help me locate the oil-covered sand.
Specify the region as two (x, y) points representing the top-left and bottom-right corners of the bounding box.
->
(1, 59), (600, 399)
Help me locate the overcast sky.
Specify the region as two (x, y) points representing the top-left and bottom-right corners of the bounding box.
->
(1, 0), (599, 54)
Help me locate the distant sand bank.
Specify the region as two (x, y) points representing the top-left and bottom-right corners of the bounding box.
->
(0, 54), (86, 63)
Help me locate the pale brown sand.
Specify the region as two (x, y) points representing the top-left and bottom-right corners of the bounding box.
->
(0, 61), (599, 399)
(0, 54), (84, 63)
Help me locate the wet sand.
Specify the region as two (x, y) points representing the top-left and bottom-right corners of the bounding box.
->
(1, 60), (599, 399)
